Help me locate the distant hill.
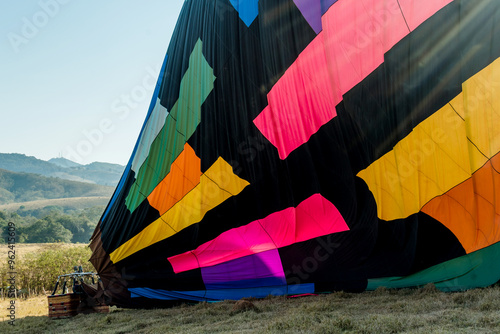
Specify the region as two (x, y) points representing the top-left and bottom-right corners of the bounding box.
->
(0, 168), (114, 205)
(48, 157), (82, 168)
(0, 153), (124, 186)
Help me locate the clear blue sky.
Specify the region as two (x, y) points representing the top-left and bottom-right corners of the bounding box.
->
(0, 0), (185, 165)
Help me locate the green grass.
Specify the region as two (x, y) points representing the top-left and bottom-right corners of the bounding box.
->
(2, 284), (500, 333)
(0, 243), (91, 296)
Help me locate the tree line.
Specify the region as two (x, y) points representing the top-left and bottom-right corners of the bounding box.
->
(0, 206), (103, 244)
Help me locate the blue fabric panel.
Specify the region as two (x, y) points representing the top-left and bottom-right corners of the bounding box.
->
(204, 286), (288, 300)
(129, 284), (315, 302)
(146, 53), (168, 118)
(102, 163), (132, 221)
(205, 276), (286, 290)
(229, 0), (259, 27)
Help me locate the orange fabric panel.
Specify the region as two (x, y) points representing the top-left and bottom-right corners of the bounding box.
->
(422, 153), (500, 253)
(147, 143), (202, 215)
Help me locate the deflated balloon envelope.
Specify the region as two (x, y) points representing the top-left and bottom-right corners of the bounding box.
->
(89, 0), (500, 307)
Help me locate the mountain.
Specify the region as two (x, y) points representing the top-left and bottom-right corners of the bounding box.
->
(0, 153), (124, 186)
(48, 157), (82, 168)
(0, 154), (61, 175)
(0, 168), (114, 205)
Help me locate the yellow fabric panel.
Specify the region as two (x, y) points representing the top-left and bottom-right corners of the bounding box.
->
(109, 158), (249, 263)
(448, 93), (465, 119)
(358, 103), (476, 220)
(448, 94), (491, 171)
(358, 58), (500, 221)
(109, 220), (177, 264)
(461, 59), (500, 158)
(203, 157), (252, 196)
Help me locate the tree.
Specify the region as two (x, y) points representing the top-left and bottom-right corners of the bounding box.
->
(23, 216), (73, 243)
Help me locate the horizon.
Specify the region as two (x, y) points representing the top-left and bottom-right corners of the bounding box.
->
(0, 151), (126, 167)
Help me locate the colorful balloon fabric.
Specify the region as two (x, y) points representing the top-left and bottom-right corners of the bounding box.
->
(89, 0), (500, 307)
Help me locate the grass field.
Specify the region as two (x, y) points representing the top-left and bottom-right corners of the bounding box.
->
(0, 243), (91, 300)
(1, 244), (499, 333)
(1, 284), (499, 333)
(3, 243), (88, 261)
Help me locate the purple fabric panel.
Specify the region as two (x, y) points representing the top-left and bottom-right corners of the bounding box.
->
(321, 0), (338, 14)
(293, 0), (323, 34)
(293, 0), (338, 33)
(201, 249), (286, 289)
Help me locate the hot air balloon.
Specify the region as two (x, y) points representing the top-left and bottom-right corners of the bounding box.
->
(89, 0), (500, 308)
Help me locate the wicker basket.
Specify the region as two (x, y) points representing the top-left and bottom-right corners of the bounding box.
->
(48, 293), (110, 318)
(47, 294), (81, 319)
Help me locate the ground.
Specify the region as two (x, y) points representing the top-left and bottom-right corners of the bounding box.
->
(1, 284), (500, 333)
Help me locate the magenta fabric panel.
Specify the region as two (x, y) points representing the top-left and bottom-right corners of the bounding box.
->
(168, 193), (349, 273)
(253, 36), (340, 160)
(398, 0), (453, 31)
(201, 249), (286, 289)
(254, 0), (450, 160)
(168, 211), (285, 274)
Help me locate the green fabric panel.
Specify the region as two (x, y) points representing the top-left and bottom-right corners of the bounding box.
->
(125, 118), (167, 210)
(125, 39), (216, 212)
(126, 183), (144, 213)
(367, 242), (500, 292)
(176, 99), (191, 138)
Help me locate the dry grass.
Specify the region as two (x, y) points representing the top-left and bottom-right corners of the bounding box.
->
(1, 284), (500, 333)
(0, 243), (91, 298)
(0, 295), (48, 321)
(13, 243), (87, 252)
(6, 243), (87, 261)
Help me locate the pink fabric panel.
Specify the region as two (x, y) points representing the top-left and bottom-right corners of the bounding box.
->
(322, 0), (409, 97)
(253, 37), (340, 160)
(168, 194), (349, 273)
(168, 215), (279, 274)
(398, 0), (453, 31)
(254, 0), (452, 159)
(295, 193), (343, 239)
(254, 0), (409, 159)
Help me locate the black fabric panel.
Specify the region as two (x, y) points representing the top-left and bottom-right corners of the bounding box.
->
(257, 0), (317, 89)
(314, 281), (367, 294)
(348, 212), (466, 279)
(113, 225), (206, 292)
(410, 212), (467, 274)
(280, 212), (466, 285)
(99, 169), (160, 254)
